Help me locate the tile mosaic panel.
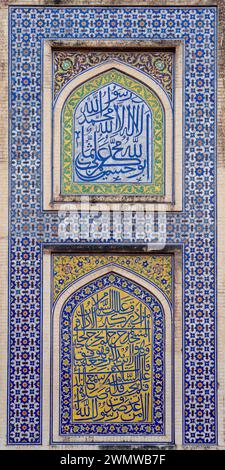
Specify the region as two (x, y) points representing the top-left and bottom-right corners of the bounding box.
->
(54, 49), (173, 101)
(53, 254), (173, 303)
(61, 69), (164, 195)
(54, 254), (170, 437)
(9, 6), (217, 445)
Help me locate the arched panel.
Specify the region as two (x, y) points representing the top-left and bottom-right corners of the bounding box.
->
(71, 284), (153, 423)
(52, 61), (173, 198)
(72, 81), (154, 184)
(52, 264), (172, 442)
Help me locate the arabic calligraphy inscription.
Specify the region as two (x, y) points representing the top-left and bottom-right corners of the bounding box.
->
(54, 50), (173, 101)
(74, 82), (152, 183)
(72, 286), (152, 423)
(62, 69), (164, 195)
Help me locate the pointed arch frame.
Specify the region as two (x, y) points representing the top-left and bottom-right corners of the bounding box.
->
(51, 263), (172, 443)
(53, 60), (172, 199)
(43, 40), (183, 211)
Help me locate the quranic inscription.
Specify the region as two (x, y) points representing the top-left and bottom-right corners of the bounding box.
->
(54, 50), (173, 101)
(72, 285), (152, 423)
(73, 82), (153, 184)
(61, 69), (164, 196)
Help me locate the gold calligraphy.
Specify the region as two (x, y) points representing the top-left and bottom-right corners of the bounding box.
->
(72, 286), (152, 423)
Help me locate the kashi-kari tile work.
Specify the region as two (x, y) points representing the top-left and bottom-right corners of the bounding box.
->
(8, 6), (217, 445)
(52, 254), (172, 441)
(54, 48), (173, 197)
(54, 50), (173, 102)
(61, 69), (164, 194)
(53, 254), (173, 303)
(71, 286), (154, 425)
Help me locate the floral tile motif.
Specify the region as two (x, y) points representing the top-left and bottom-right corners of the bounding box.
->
(53, 254), (172, 303)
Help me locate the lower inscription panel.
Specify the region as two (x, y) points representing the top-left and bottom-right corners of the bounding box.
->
(51, 254), (173, 443)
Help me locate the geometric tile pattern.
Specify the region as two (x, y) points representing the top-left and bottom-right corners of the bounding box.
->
(9, 7), (216, 444)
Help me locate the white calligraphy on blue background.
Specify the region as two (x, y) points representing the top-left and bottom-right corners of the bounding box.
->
(73, 83), (153, 183)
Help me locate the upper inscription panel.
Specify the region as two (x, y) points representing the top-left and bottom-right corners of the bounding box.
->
(51, 49), (174, 198)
